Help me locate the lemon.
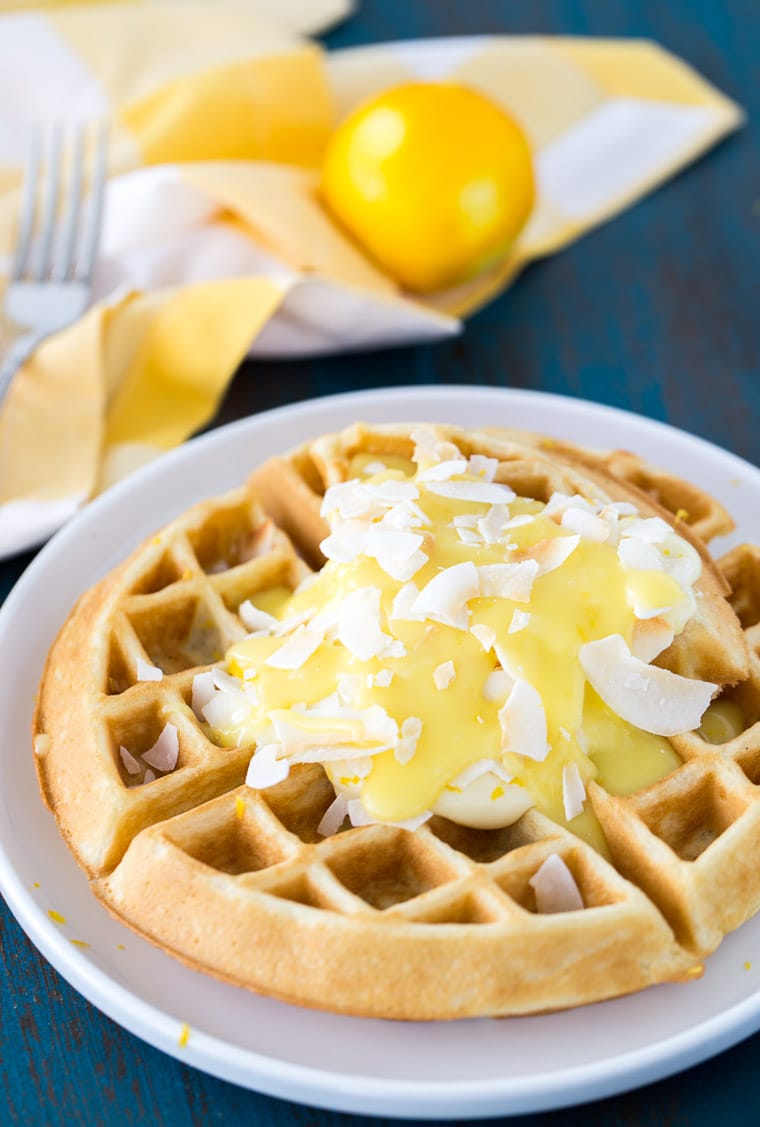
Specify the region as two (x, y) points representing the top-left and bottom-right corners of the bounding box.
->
(319, 81), (535, 293)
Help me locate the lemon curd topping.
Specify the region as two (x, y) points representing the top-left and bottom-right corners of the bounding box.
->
(201, 433), (713, 851)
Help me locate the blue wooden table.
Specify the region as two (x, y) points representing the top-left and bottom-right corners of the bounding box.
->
(1, 2), (758, 1123)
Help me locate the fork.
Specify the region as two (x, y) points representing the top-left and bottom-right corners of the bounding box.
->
(0, 123), (107, 410)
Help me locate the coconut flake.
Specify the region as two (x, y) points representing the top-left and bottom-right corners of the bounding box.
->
(320, 520), (368, 563)
(561, 508), (610, 542)
(338, 586), (399, 661)
(411, 561), (479, 630)
(370, 668), (394, 688)
(456, 527), (484, 545)
(119, 745), (141, 776)
(246, 743), (289, 789)
(239, 600), (278, 634)
(450, 758), (499, 789)
(512, 535), (581, 577)
(395, 716), (423, 764)
(390, 581), (421, 621)
(347, 798), (432, 831)
(631, 618), (675, 663)
(499, 678), (549, 761)
(363, 460), (387, 475)
(483, 668), (514, 701)
(136, 658), (163, 682)
(562, 763), (586, 820)
(471, 623), (496, 652)
(433, 661), (456, 690)
(579, 634), (717, 736)
(317, 793), (349, 837)
(363, 526), (427, 581)
(418, 458), (468, 481)
(142, 722), (180, 773)
(143, 768), (156, 784)
(265, 623), (324, 670)
(529, 854), (584, 914)
(191, 671), (216, 719)
(477, 504), (511, 544)
(478, 561), (539, 602)
(467, 454), (498, 481)
(426, 480), (516, 505)
(618, 538), (663, 572)
(509, 610), (532, 634)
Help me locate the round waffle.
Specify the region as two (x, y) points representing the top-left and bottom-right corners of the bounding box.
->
(33, 424), (760, 1019)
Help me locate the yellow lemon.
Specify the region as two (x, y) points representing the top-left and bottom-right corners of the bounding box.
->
(319, 82), (535, 293)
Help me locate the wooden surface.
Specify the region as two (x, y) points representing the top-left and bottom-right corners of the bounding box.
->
(1, 1), (759, 1123)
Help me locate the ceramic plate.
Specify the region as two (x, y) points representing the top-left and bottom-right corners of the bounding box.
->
(2, 386), (760, 1119)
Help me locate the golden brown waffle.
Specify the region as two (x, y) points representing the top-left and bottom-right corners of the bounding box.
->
(34, 423), (760, 1019)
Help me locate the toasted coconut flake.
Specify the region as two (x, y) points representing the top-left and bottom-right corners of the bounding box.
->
(509, 609), (532, 634)
(618, 538), (663, 572)
(499, 678), (549, 761)
(246, 743), (289, 789)
(561, 508), (610, 542)
(456, 526), (483, 545)
(265, 624), (324, 671)
(433, 660), (456, 690)
(396, 716), (423, 764)
(347, 798), (432, 831)
(471, 623), (496, 652)
(143, 769), (156, 784)
(530, 854), (584, 914)
(477, 504), (510, 544)
(527, 534), (581, 577)
(411, 427), (461, 468)
(478, 560), (538, 602)
(338, 586), (398, 661)
(390, 580), (421, 621)
(239, 600), (278, 634)
(562, 763), (586, 820)
(119, 745), (141, 776)
(318, 793), (349, 837)
(631, 618), (675, 663)
(136, 658), (163, 682)
(623, 516), (671, 544)
(142, 722), (179, 773)
(580, 634), (717, 736)
(411, 561), (479, 630)
(320, 520), (368, 563)
(468, 454), (498, 481)
(191, 671), (216, 719)
(451, 758), (499, 789)
(426, 480), (516, 505)
(483, 668), (513, 701)
(418, 458), (468, 481)
(202, 685), (249, 730)
(363, 526), (427, 580)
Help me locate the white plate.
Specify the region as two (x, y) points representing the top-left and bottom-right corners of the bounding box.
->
(2, 386), (760, 1120)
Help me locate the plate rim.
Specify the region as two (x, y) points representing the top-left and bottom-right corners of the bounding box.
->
(2, 383), (760, 1119)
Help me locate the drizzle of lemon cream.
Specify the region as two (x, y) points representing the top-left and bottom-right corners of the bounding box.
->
(204, 434), (713, 852)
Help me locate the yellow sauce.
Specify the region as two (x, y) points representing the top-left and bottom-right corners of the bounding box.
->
(213, 456), (691, 852)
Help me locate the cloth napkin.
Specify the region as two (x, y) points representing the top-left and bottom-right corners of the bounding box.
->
(0, 4), (743, 555)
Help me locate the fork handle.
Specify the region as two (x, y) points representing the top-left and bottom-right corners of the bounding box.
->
(0, 332), (45, 412)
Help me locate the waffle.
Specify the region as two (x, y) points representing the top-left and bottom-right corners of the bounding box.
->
(33, 424), (760, 1020)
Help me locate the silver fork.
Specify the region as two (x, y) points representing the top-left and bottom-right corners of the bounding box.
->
(0, 123), (107, 410)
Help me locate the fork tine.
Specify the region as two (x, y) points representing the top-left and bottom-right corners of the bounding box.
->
(32, 122), (63, 282)
(78, 122), (108, 285)
(52, 123), (86, 283)
(10, 128), (42, 283)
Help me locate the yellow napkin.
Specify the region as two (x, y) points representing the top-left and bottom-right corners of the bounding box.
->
(0, 7), (743, 554)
